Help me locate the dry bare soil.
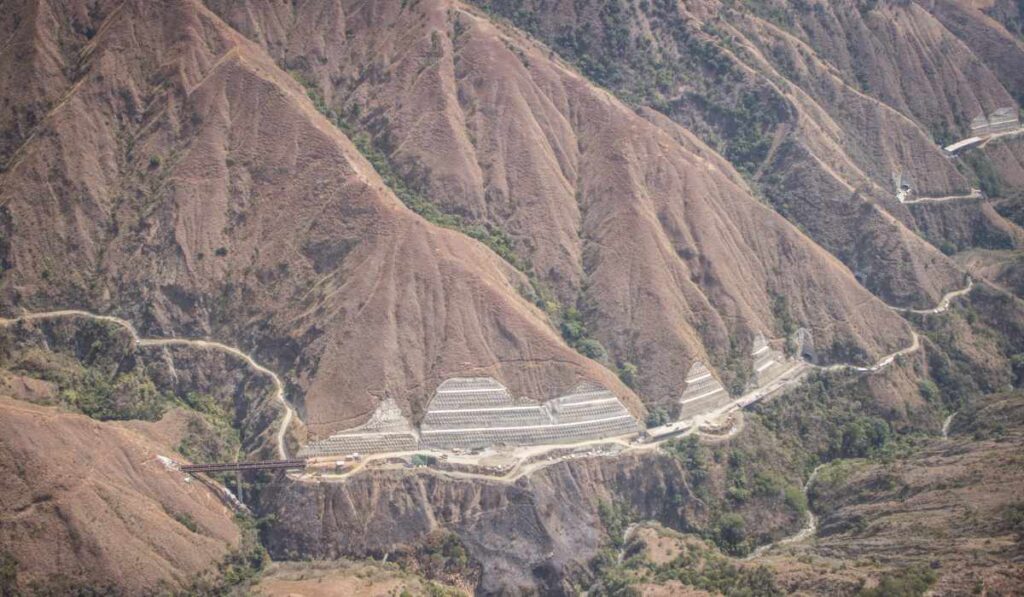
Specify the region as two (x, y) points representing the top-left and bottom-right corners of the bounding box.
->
(0, 398), (239, 593)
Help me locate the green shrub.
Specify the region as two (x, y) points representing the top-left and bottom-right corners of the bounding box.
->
(421, 532), (470, 574)
(411, 454), (437, 466)
(172, 511), (199, 533)
(618, 361), (639, 388)
(61, 369), (168, 421)
(783, 484), (808, 514)
(752, 471), (785, 497)
(177, 414), (240, 464)
(1, 552), (18, 594)
(597, 500), (631, 548)
(577, 338), (608, 361)
(1011, 354), (1024, 387)
(715, 512), (747, 553)
(857, 565), (936, 597)
(917, 380), (940, 403)
(646, 406), (670, 428)
(666, 436), (708, 483)
(727, 485), (751, 503)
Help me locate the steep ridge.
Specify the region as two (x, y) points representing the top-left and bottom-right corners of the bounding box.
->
(472, 0), (1010, 307)
(923, 0), (1024, 108)
(757, 0), (1016, 133)
(0, 0), (633, 437)
(208, 0), (912, 405)
(0, 397), (240, 593)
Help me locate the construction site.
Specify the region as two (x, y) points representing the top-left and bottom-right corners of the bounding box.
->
(944, 105), (1022, 155)
(299, 377), (642, 458)
(294, 329), (802, 478)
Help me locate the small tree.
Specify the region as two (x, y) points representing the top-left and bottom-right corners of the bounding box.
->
(645, 406), (669, 428)
(716, 513), (747, 553)
(576, 338), (607, 361)
(618, 361), (639, 388)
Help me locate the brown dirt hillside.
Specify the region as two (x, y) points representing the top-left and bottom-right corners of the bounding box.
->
(255, 560), (468, 597)
(770, 391), (1024, 595)
(207, 0), (912, 405)
(0, 397), (239, 593)
(925, 0), (1024, 107)
(0, 0), (634, 437)
(472, 0), (1020, 307)
(760, 0), (1017, 134)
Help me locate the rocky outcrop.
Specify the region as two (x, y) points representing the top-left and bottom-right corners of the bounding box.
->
(260, 441), (808, 594)
(261, 453), (700, 594)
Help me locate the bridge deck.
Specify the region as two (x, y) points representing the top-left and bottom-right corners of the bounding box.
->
(181, 459), (306, 473)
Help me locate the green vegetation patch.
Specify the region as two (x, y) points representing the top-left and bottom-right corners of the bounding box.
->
(418, 531), (473, 582)
(856, 564), (936, 597)
(291, 72), (618, 368)
(586, 523), (781, 596)
(187, 513), (269, 594)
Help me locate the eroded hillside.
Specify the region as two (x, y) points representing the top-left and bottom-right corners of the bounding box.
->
(207, 0), (913, 405)
(0, 0), (638, 437)
(0, 397), (241, 593)
(2, 1), (1024, 594)
(476, 0), (1024, 305)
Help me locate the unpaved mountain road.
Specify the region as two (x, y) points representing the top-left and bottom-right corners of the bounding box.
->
(0, 277), (974, 480)
(900, 188), (982, 205)
(943, 412), (957, 440)
(0, 311), (295, 460)
(890, 278), (973, 315)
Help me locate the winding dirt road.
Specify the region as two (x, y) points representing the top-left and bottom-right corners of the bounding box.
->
(900, 188), (982, 205)
(746, 463), (825, 559)
(889, 279), (974, 315)
(0, 276), (973, 481)
(812, 330), (920, 375)
(942, 412), (957, 440)
(0, 310), (295, 460)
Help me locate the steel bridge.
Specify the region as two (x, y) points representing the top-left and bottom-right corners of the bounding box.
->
(180, 459), (306, 474)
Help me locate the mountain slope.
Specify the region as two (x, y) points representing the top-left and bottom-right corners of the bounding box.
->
(208, 0), (913, 403)
(0, 397), (240, 593)
(474, 0), (1024, 307)
(0, 0), (633, 436)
